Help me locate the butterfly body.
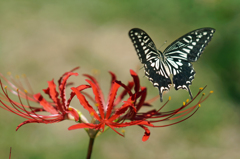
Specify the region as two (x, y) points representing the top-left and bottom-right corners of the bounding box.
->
(129, 28), (215, 102)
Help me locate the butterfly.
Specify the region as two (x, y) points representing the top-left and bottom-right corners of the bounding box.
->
(129, 28), (215, 102)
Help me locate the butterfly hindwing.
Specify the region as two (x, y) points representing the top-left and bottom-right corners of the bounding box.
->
(164, 28), (215, 96)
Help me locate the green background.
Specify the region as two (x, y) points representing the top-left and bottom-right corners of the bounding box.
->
(0, 0), (240, 158)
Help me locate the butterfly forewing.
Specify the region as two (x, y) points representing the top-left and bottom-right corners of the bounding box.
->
(129, 28), (158, 64)
(129, 28), (171, 102)
(164, 28), (215, 62)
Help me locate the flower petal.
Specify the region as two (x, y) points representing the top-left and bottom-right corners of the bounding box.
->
(114, 81), (134, 106)
(83, 74), (105, 106)
(106, 82), (120, 119)
(85, 79), (105, 120)
(58, 72), (78, 110)
(139, 125), (150, 142)
(33, 93), (58, 114)
(43, 80), (63, 112)
(68, 123), (101, 130)
(136, 87), (147, 111)
(71, 87), (100, 121)
(130, 69), (140, 93)
(66, 84), (91, 107)
(109, 101), (136, 121)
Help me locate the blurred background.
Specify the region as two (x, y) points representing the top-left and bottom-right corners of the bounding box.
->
(0, 0), (240, 158)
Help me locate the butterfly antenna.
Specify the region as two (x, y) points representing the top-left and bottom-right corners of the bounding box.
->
(158, 40), (167, 50)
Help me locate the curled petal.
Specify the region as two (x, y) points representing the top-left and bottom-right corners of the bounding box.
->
(109, 71), (116, 84)
(130, 69), (140, 93)
(66, 84), (91, 107)
(58, 72), (78, 109)
(140, 125), (150, 142)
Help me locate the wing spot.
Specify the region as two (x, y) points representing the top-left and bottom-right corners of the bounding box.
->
(183, 38), (190, 43)
(176, 61), (183, 66)
(197, 35), (203, 38)
(203, 32), (208, 35)
(151, 62), (155, 67)
(154, 83), (159, 86)
(145, 49), (149, 54)
(183, 48), (190, 53)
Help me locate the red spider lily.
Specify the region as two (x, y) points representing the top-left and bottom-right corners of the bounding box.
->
(69, 70), (212, 141)
(116, 70), (212, 126)
(0, 67), (88, 130)
(68, 71), (154, 140)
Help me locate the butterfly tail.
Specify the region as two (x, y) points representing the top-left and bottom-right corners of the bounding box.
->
(159, 90), (163, 102)
(187, 86), (193, 100)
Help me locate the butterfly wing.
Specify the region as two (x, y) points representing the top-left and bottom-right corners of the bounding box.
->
(129, 28), (171, 102)
(164, 28), (215, 98)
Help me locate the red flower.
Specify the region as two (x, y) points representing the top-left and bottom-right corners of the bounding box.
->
(116, 70), (212, 128)
(0, 67), (88, 130)
(69, 70), (212, 141)
(68, 71), (154, 140)
(0, 67), (212, 142)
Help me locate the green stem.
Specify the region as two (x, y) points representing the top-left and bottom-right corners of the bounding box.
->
(86, 138), (95, 159)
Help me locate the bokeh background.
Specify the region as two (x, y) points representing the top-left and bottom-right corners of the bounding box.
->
(0, 0), (240, 158)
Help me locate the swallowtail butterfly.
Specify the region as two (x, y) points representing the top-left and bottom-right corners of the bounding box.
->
(129, 28), (215, 102)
